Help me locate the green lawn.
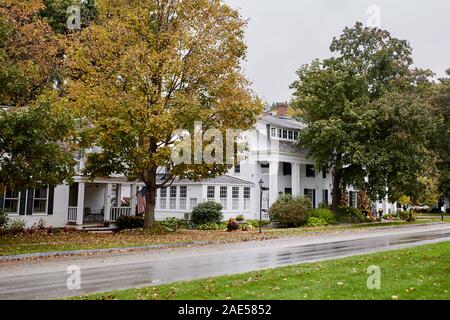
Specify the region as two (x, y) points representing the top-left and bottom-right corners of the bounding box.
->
(73, 241), (450, 300)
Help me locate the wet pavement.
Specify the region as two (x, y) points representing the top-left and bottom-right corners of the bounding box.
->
(1, 226), (450, 299)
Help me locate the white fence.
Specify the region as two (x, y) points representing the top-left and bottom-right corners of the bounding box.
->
(110, 207), (131, 221)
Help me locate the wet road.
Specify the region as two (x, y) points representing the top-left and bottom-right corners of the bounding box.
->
(1, 225), (450, 299)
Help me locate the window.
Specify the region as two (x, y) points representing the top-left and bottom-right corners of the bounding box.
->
(170, 186), (177, 209)
(283, 162), (292, 176)
(179, 186), (187, 210)
(278, 128), (282, 138)
(220, 186), (228, 210)
(232, 187), (240, 210)
(260, 163), (270, 174)
(282, 129), (288, 139)
(243, 187), (251, 210)
(288, 130), (293, 140)
(207, 186), (215, 200)
(322, 189), (329, 205)
(33, 188), (48, 214)
(306, 165), (315, 178)
(234, 164), (241, 174)
(284, 188), (292, 195)
(4, 189), (19, 214)
(189, 198), (198, 210)
(322, 169), (327, 179)
(270, 127), (277, 137)
(304, 189), (315, 209)
(293, 131), (299, 140)
(349, 191), (357, 208)
(160, 188), (167, 209)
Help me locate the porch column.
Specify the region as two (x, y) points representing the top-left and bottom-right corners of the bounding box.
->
(130, 182), (137, 216)
(104, 183), (112, 221)
(291, 162), (301, 196)
(269, 161), (279, 206)
(76, 182), (85, 226)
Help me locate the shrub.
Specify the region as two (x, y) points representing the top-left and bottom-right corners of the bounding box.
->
(116, 216), (144, 230)
(191, 202), (223, 225)
(159, 217), (188, 231)
(235, 215), (245, 222)
(268, 195), (312, 228)
(318, 202), (331, 210)
(246, 219), (270, 229)
(196, 222), (227, 231)
(336, 206), (365, 223)
(227, 218), (239, 232)
(307, 217), (328, 227)
(8, 218), (26, 234)
(0, 209), (8, 228)
(308, 208), (336, 225)
(399, 210), (417, 222)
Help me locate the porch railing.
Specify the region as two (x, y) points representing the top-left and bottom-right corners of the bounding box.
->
(67, 207), (77, 223)
(110, 207), (131, 221)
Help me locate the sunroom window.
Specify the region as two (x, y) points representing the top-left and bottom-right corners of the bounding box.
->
(4, 189), (19, 214)
(33, 188), (48, 214)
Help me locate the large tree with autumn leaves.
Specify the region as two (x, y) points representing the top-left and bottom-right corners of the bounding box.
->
(66, 0), (262, 228)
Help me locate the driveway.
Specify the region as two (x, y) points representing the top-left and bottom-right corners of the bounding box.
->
(0, 224), (449, 300)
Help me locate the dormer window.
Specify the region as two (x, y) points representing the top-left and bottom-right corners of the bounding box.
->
(270, 126), (299, 142)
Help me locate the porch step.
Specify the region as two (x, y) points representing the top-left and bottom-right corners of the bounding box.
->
(74, 224), (119, 233)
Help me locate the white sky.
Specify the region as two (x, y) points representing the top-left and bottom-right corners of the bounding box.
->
(224, 0), (450, 103)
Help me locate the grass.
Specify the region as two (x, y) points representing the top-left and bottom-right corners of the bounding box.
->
(73, 241), (450, 300)
(0, 220), (445, 256)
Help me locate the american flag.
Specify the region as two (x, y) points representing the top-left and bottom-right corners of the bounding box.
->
(137, 188), (147, 214)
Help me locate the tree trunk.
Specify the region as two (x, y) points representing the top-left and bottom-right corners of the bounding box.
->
(331, 170), (342, 213)
(144, 185), (156, 229)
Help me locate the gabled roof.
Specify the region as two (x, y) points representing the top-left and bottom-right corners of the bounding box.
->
(259, 114), (305, 130)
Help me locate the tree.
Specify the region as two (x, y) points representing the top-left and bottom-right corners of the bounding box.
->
(291, 22), (437, 212)
(0, 0), (77, 192)
(66, 0), (262, 229)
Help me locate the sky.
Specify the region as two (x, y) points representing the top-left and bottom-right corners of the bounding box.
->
(224, 0), (450, 104)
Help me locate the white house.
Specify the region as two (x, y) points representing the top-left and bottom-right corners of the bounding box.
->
(1, 106), (401, 228)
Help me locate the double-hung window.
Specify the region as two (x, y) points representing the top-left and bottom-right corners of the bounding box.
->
(232, 187), (240, 210)
(33, 188), (48, 214)
(160, 188), (167, 209)
(179, 186), (187, 210)
(207, 186), (215, 201)
(4, 189), (19, 215)
(220, 186), (228, 210)
(243, 187), (251, 211)
(169, 186), (177, 210)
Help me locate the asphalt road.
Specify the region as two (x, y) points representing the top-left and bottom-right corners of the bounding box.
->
(1, 224), (450, 300)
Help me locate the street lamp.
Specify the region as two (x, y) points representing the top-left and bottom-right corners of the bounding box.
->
(258, 178), (264, 234)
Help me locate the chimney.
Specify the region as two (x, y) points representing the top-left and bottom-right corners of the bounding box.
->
(277, 102), (288, 117)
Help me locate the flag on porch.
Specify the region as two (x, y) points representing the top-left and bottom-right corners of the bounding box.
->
(137, 187), (147, 214)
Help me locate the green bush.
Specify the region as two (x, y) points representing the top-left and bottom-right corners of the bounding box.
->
(307, 217), (328, 227)
(399, 210), (417, 222)
(116, 216), (144, 230)
(246, 219), (270, 229)
(0, 209), (8, 228)
(158, 217), (188, 231)
(191, 202), (223, 225)
(235, 214), (245, 222)
(308, 208), (336, 225)
(8, 218), (26, 234)
(196, 222), (227, 230)
(268, 195), (312, 228)
(336, 206), (365, 223)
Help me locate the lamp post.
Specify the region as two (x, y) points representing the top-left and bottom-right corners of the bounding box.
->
(258, 178), (264, 234)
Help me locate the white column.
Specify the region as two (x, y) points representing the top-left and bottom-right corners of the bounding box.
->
(291, 162), (300, 196)
(130, 183), (137, 216)
(104, 183), (112, 221)
(269, 161), (279, 206)
(76, 182), (85, 226)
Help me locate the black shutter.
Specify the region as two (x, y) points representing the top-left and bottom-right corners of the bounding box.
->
(19, 191), (27, 215)
(0, 191), (3, 211)
(47, 187), (54, 215)
(26, 189), (34, 215)
(313, 189), (316, 209)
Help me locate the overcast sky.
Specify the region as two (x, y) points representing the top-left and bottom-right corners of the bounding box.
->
(224, 0), (450, 104)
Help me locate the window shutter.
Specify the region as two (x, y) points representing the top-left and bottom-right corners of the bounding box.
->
(26, 189), (34, 215)
(19, 191), (27, 215)
(0, 192), (3, 211)
(313, 189), (316, 209)
(47, 187), (55, 215)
